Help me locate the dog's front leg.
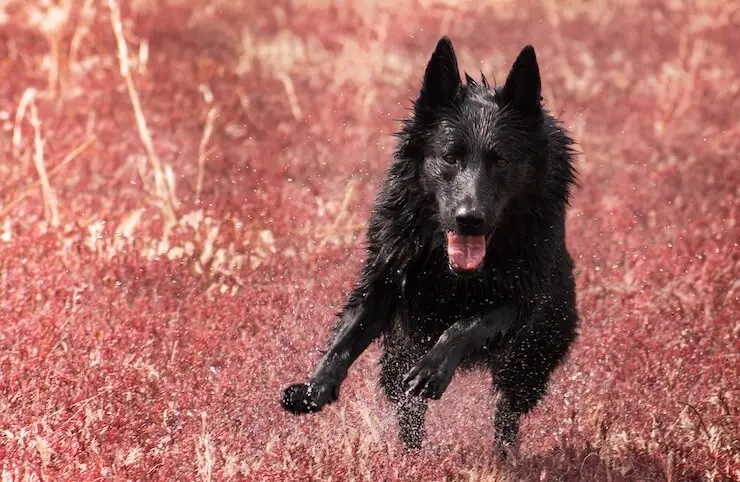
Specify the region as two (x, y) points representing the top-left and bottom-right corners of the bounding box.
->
(281, 286), (394, 414)
(403, 305), (516, 399)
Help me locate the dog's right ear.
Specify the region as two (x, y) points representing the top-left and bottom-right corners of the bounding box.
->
(417, 36), (461, 109)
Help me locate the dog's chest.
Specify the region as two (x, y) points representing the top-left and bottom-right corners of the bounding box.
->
(399, 260), (499, 336)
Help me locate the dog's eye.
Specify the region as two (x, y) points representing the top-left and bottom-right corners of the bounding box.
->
(493, 156), (509, 169)
(442, 154), (457, 165)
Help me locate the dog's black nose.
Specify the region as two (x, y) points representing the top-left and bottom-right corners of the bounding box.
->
(455, 207), (485, 231)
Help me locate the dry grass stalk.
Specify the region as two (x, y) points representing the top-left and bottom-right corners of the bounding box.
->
(317, 179), (357, 248)
(29, 1), (71, 96)
(12, 87), (37, 159)
(1, 136), (95, 220)
(69, 0), (96, 68)
(275, 71), (303, 121)
(46, 13), (62, 95)
(27, 94), (60, 227)
(138, 39), (149, 76)
(196, 412), (215, 482)
(106, 0), (177, 227)
(9, 87), (63, 226)
(196, 107), (218, 199)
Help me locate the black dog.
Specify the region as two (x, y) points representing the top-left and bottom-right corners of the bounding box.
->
(281, 36), (579, 453)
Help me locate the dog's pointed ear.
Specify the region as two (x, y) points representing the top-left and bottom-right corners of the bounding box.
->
(418, 36), (461, 109)
(464, 72), (477, 86)
(501, 45), (542, 115)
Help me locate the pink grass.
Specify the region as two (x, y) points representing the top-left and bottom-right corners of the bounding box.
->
(0, 1), (738, 480)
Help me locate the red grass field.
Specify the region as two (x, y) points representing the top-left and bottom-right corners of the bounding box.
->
(1, 0), (738, 480)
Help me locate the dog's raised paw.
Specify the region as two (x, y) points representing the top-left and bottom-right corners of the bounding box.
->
(281, 381), (339, 414)
(403, 360), (453, 400)
(281, 383), (321, 414)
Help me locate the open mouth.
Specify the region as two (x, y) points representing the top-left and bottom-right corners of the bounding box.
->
(446, 232), (487, 274)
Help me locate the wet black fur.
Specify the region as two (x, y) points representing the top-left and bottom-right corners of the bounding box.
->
(281, 36), (580, 453)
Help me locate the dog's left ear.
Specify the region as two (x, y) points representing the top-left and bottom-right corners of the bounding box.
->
(501, 45), (542, 115)
(417, 36), (462, 109)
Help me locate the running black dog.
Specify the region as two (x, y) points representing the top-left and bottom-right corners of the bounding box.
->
(281, 36), (579, 453)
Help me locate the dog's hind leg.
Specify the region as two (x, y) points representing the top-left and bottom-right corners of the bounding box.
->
(397, 396), (427, 450)
(379, 339), (428, 450)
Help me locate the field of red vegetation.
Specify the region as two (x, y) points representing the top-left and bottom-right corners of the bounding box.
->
(1, 0), (738, 480)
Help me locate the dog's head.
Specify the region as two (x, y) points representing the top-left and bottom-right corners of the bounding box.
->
(403, 37), (549, 276)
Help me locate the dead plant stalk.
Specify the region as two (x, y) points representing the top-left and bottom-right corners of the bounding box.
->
(29, 100), (59, 227)
(1, 136), (96, 219)
(318, 179), (357, 248)
(12, 88), (36, 159)
(106, 0), (177, 227)
(11, 88), (60, 227)
(196, 107), (218, 199)
(276, 72), (302, 121)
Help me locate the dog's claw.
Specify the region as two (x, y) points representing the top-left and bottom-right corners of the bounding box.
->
(420, 381), (439, 399)
(402, 367), (419, 388)
(404, 374), (423, 397)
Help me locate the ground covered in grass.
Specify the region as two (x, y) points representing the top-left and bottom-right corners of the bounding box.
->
(0, 0), (738, 480)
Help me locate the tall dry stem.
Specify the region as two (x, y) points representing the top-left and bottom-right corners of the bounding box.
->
(26, 90), (59, 227)
(196, 107), (218, 199)
(1, 136), (95, 220)
(106, 0), (177, 227)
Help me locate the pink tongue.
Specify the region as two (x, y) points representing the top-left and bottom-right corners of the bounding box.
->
(446, 232), (486, 271)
